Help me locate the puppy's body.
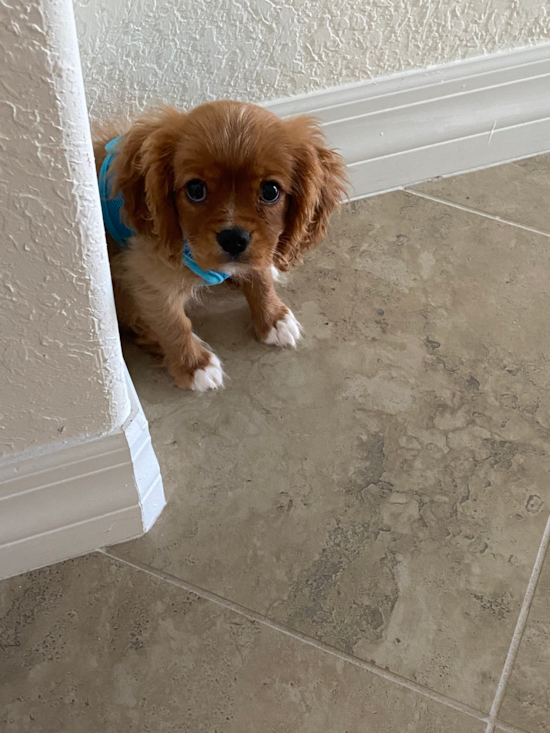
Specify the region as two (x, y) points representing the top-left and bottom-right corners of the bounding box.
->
(93, 101), (347, 390)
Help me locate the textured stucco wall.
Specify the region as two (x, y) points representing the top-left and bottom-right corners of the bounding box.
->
(0, 0), (129, 458)
(73, 0), (550, 121)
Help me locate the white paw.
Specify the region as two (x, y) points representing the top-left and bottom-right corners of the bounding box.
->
(263, 311), (302, 348)
(191, 353), (224, 391)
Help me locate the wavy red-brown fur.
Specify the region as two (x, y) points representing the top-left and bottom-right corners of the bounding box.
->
(93, 101), (348, 389)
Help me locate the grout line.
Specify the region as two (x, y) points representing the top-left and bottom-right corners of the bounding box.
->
(492, 721), (533, 733)
(100, 548), (490, 726)
(404, 189), (550, 239)
(485, 510), (550, 732)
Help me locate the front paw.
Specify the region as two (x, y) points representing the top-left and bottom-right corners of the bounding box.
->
(169, 350), (224, 391)
(191, 353), (225, 391)
(262, 311), (302, 348)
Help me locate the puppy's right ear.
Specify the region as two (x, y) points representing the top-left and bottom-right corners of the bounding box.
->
(111, 109), (185, 264)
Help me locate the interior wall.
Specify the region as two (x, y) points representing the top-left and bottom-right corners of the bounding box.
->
(0, 0), (130, 458)
(73, 0), (549, 121)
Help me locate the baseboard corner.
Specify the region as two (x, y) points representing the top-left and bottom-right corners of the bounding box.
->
(0, 372), (165, 580)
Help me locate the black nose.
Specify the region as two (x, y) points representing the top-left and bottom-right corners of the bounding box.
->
(216, 227), (251, 257)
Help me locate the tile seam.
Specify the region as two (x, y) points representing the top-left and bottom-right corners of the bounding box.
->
(493, 720), (533, 733)
(486, 510), (550, 729)
(404, 189), (550, 239)
(101, 547), (490, 727)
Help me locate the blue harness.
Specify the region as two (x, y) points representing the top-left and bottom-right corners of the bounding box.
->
(98, 136), (229, 286)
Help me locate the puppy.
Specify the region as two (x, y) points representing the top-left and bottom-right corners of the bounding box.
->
(93, 101), (348, 390)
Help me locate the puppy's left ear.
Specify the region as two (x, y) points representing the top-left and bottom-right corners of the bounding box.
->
(276, 116), (348, 271)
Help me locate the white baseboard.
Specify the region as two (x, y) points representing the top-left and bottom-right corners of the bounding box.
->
(0, 371), (165, 580)
(266, 43), (550, 199)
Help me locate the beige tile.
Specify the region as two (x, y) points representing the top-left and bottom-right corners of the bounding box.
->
(0, 553), (486, 733)
(412, 154), (550, 234)
(499, 546), (550, 733)
(117, 192), (550, 711)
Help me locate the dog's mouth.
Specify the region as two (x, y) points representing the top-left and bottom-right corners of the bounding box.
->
(221, 249), (250, 265)
(184, 239), (250, 275)
(219, 261), (248, 276)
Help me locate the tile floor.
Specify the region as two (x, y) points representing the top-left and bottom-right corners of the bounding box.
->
(3, 155), (550, 732)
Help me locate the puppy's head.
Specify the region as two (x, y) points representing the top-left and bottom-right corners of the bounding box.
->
(111, 101), (348, 273)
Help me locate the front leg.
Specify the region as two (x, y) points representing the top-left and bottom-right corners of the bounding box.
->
(132, 285), (224, 391)
(241, 267), (302, 348)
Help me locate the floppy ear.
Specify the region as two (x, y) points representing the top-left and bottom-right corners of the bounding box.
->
(111, 108), (184, 264)
(275, 116), (349, 271)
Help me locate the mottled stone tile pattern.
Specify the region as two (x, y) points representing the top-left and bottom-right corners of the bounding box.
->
(115, 191), (550, 712)
(3, 158), (550, 731)
(412, 154), (550, 233)
(0, 553), (486, 733)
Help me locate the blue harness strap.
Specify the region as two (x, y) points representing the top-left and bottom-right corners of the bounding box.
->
(99, 136), (135, 247)
(182, 244), (229, 285)
(98, 136), (230, 286)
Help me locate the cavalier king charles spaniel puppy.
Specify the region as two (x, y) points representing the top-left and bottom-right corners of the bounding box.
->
(93, 101), (348, 391)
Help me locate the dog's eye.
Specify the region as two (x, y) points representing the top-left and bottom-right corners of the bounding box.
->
(259, 181), (280, 204)
(186, 180), (207, 203)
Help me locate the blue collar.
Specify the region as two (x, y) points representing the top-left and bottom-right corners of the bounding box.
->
(98, 136), (230, 286)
